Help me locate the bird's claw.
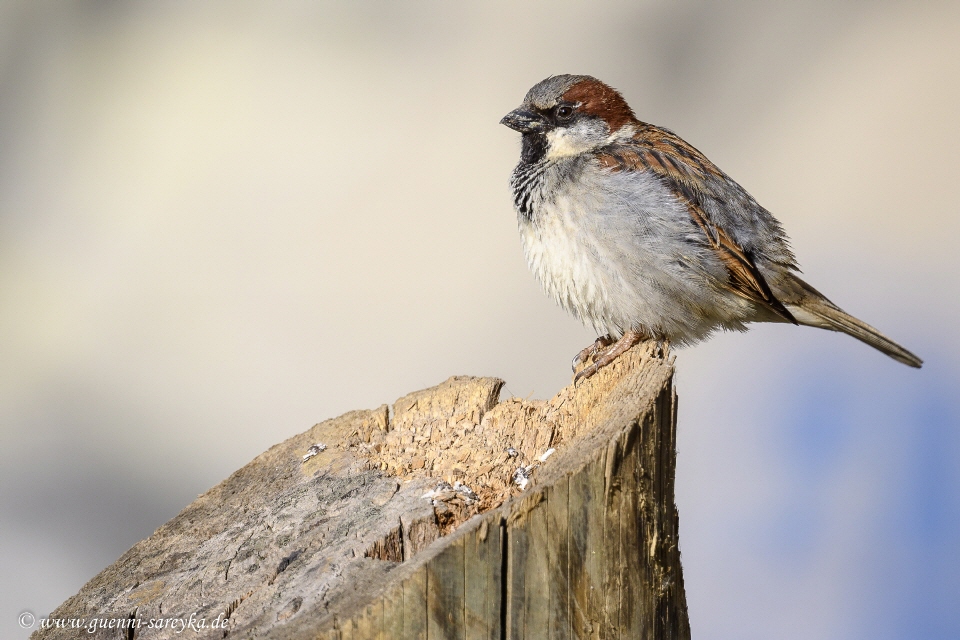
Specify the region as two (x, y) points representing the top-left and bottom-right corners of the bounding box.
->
(571, 335), (613, 373)
(571, 330), (646, 385)
(573, 362), (599, 386)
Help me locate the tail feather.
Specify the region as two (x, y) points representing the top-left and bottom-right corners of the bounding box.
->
(787, 297), (923, 368)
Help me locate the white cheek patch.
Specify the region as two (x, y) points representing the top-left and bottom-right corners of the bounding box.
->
(544, 120), (608, 160)
(545, 128), (589, 159)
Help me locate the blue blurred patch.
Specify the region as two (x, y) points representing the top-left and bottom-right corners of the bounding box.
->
(766, 348), (960, 638)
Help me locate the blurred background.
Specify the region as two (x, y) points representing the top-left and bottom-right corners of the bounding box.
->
(1, 1), (957, 638)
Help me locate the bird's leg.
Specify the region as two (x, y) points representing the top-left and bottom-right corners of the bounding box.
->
(573, 330), (646, 385)
(571, 334), (614, 372)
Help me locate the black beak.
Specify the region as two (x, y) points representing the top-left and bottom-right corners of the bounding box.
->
(500, 107), (549, 133)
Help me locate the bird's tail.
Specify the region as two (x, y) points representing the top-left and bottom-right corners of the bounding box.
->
(784, 278), (923, 368)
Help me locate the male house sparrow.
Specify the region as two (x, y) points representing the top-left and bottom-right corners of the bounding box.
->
(501, 75), (922, 381)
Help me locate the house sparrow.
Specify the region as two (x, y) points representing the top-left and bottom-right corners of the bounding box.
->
(501, 75), (922, 381)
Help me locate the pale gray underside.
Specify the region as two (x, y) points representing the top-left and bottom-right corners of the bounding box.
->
(515, 157), (781, 343)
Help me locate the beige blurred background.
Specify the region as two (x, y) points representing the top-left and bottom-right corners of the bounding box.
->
(2, 2), (958, 638)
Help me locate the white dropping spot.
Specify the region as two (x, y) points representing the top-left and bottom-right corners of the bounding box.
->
(422, 481), (477, 505)
(510, 447), (557, 491)
(512, 466), (532, 490)
(453, 481), (479, 505)
(421, 480), (453, 500)
(420, 480), (480, 506)
(302, 443), (327, 462)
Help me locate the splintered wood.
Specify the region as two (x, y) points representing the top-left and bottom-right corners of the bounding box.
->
(34, 341), (689, 640)
(348, 364), (643, 526)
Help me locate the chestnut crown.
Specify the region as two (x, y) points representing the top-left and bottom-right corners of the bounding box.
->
(500, 75), (637, 136)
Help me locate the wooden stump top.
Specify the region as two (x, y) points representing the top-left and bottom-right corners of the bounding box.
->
(33, 342), (688, 639)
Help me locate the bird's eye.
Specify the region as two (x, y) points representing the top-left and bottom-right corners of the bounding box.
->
(555, 105), (575, 121)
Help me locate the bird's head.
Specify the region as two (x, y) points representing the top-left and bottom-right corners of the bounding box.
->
(501, 75), (637, 165)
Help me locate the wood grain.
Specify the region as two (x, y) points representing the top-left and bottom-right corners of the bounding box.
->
(32, 343), (688, 640)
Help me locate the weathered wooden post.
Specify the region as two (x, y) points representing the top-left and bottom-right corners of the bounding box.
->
(32, 343), (689, 639)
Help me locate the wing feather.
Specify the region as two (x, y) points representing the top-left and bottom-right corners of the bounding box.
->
(596, 125), (798, 324)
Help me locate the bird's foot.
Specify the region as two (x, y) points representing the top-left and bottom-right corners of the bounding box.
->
(571, 335), (614, 372)
(573, 330), (646, 385)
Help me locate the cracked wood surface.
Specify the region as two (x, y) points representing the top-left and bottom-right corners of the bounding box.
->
(32, 342), (689, 639)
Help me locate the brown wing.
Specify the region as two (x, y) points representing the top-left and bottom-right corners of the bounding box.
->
(596, 125), (797, 324)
